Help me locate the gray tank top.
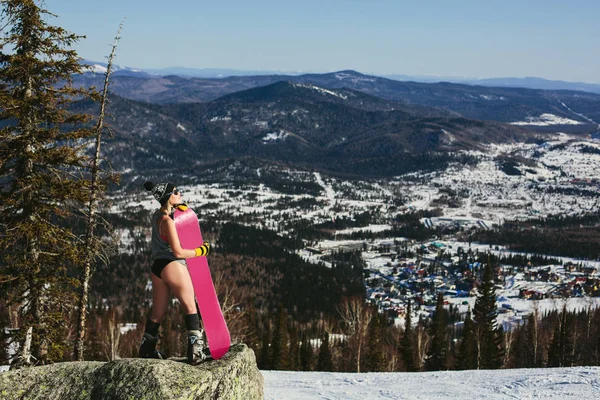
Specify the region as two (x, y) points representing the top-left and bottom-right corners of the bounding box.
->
(151, 211), (187, 266)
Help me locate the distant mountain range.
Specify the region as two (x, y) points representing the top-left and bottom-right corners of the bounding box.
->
(73, 82), (527, 180)
(82, 60), (600, 93)
(385, 74), (600, 94)
(71, 61), (600, 181)
(74, 65), (600, 129)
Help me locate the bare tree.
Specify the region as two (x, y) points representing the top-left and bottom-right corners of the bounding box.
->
(103, 309), (121, 361)
(212, 268), (243, 341)
(74, 21), (123, 361)
(337, 297), (373, 372)
(531, 306), (540, 365)
(503, 326), (516, 367)
(415, 322), (430, 370)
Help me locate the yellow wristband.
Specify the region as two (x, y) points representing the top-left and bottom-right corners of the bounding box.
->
(194, 244), (210, 257)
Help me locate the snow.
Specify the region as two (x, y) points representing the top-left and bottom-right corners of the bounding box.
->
(262, 367), (600, 399)
(442, 129), (456, 145)
(406, 135), (600, 223)
(84, 64), (108, 74)
(479, 94), (506, 101)
(114, 134), (600, 230)
(263, 131), (288, 142)
(335, 224), (392, 235)
(209, 116), (232, 122)
(334, 72), (376, 83)
(293, 83), (348, 99)
(510, 113), (583, 126)
(446, 296), (600, 331)
(119, 323), (137, 335)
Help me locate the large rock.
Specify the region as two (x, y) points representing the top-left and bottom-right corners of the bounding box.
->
(0, 343), (263, 399)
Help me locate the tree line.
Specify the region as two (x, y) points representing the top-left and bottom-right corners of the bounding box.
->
(253, 263), (600, 372)
(470, 218), (600, 260)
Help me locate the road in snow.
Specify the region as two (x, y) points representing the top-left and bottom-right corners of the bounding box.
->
(263, 367), (600, 399)
(314, 171), (336, 208)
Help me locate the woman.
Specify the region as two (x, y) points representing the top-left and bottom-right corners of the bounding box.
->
(139, 181), (211, 363)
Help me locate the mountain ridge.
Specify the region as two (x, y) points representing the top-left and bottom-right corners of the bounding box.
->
(81, 59), (600, 93)
(74, 81), (527, 180)
(74, 66), (600, 130)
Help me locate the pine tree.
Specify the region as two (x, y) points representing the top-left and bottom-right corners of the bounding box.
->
(270, 305), (290, 370)
(473, 262), (503, 369)
(547, 323), (561, 367)
(0, 0), (99, 364)
(400, 300), (416, 372)
(425, 293), (448, 371)
(512, 312), (539, 368)
(457, 308), (477, 370)
(317, 332), (334, 371)
(288, 325), (300, 371)
(595, 309), (600, 365)
(242, 300), (261, 352)
(300, 331), (313, 371)
(258, 330), (271, 370)
(365, 311), (386, 371)
(547, 305), (574, 368)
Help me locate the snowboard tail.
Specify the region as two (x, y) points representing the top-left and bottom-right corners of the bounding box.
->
(174, 208), (231, 360)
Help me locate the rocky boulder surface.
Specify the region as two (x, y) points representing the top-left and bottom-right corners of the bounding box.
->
(0, 343), (263, 399)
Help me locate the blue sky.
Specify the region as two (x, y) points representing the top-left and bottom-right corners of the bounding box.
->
(46, 0), (600, 82)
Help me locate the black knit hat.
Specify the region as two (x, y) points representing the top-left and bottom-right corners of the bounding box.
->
(144, 181), (175, 205)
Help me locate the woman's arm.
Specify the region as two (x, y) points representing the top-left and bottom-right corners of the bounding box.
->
(160, 216), (198, 259)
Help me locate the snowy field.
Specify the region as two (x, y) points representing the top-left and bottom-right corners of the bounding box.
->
(115, 133), (600, 235)
(409, 134), (600, 224)
(262, 367), (600, 399)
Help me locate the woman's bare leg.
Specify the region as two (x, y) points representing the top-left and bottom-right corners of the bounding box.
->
(161, 261), (197, 315)
(149, 272), (171, 323)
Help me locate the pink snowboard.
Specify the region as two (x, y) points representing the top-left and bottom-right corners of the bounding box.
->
(174, 207), (231, 360)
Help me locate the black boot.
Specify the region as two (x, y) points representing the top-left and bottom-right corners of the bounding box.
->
(138, 333), (165, 359)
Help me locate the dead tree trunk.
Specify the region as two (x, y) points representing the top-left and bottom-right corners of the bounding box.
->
(12, 327), (34, 369)
(74, 22), (123, 361)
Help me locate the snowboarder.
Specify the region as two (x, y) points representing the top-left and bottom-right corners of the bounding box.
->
(139, 181), (211, 363)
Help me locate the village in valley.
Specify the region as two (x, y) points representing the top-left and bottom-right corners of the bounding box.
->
(301, 236), (600, 331)
(111, 131), (600, 332)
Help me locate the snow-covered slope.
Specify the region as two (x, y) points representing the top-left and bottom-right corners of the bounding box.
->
(79, 60), (152, 77)
(263, 366), (600, 399)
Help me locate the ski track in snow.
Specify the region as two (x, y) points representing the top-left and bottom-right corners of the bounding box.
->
(262, 367), (600, 399)
(559, 100), (600, 128)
